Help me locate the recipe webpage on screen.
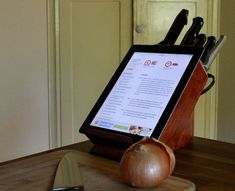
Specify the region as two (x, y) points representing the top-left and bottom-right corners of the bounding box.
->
(91, 52), (193, 136)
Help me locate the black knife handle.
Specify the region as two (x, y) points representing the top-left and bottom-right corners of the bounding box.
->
(180, 17), (204, 45)
(204, 35), (227, 71)
(194, 33), (207, 47)
(201, 36), (216, 63)
(159, 9), (188, 45)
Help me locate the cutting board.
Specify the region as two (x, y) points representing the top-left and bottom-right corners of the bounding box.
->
(72, 151), (195, 191)
(0, 149), (195, 191)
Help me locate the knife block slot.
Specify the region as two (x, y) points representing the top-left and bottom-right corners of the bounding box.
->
(85, 61), (208, 160)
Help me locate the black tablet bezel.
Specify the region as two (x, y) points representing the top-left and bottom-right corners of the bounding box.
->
(79, 45), (204, 142)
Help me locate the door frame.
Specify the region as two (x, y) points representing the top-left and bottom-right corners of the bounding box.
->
(47, 0), (61, 148)
(204, 0), (221, 139)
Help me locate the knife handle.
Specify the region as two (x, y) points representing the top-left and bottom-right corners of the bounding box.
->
(180, 17), (204, 45)
(201, 36), (216, 63)
(204, 35), (227, 71)
(194, 34), (207, 47)
(159, 9), (188, 45)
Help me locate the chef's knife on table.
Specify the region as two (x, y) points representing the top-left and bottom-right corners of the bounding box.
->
(180, 17), (204, 45)
(158, 9), (188, 45)
(52, 152), (84, 191)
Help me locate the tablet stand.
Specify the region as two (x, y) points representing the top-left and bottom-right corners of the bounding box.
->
(85, 128), (137, 160)
(85, 61), (208, 160)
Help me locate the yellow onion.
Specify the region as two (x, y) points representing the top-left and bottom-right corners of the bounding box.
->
(120, 137), (175, 187)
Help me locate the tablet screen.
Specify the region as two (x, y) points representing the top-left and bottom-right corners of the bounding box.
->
(79, 45), (203, 140)
(90, 52), (192, 136)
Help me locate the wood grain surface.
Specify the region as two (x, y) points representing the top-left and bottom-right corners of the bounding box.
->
(70, 137), (235, 191)
(0, 150), (195, 191)
(0, 137), (235, 191)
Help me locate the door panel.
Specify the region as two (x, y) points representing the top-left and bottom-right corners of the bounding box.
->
(59, 0), (132, 145)
(134, 0), (208, 45)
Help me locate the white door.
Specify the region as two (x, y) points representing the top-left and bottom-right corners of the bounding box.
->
(57, 0), (133, 145)
(133, 0), (220, 138)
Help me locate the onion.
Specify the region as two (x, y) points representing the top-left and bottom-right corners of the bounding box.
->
(120, 137), (175, 187)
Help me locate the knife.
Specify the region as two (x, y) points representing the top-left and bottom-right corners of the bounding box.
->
(200, 36), (216, 63)
(194, 33), (207, 47)
(180, 17), (204, 45)
(158, 9), (188, 45)
(52, 152), (84, 191)
(204, 35), (227, 71)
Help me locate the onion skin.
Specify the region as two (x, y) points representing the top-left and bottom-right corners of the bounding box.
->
(120, 137), (175, 187)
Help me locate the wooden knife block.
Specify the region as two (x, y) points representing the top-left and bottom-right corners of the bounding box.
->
(159, 61), (208, 149)
(85, 61), (208, 160)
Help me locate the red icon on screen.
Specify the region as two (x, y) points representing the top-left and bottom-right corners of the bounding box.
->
(165, 61), (178, 68)
(144, 60), (152, 66)
(144, 60), (157, 66)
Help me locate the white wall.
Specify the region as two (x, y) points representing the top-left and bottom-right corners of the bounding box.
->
(0, 0), (49, 162)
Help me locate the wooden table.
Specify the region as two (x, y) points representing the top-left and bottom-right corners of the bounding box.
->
(0, 137), (234, 191)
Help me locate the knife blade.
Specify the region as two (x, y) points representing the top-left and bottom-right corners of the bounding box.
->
(180, 17), (204, 45)
(203, 35), (227, 71)
(158, 9), (188, 45)
(52, 152), (84, 191)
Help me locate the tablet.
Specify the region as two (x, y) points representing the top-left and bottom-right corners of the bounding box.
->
(79, 45), (204, 142)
